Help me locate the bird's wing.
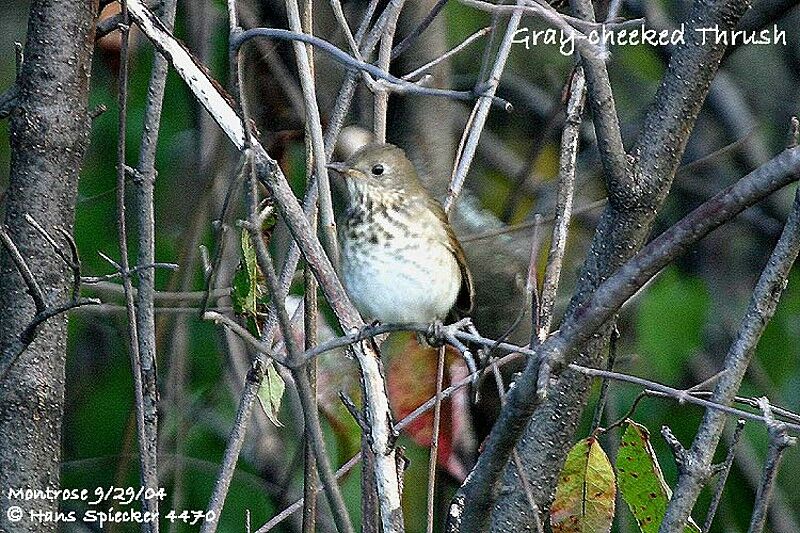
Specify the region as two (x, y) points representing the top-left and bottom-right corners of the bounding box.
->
(427, 197), (474, 318)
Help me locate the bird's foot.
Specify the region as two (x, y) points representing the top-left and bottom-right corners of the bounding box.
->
(424, 320), (447, 348)
(425, 319), (481, 398)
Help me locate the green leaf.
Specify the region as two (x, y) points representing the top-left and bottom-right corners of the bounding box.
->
(551, 436), (616, 533)
(616, 421), (700, 533)
(257, 361), (285, 427)
(232, 230), (262, 319)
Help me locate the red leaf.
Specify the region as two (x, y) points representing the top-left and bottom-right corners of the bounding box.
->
(385, 333), (473, 480)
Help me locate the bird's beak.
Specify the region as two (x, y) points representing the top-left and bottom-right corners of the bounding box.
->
(326, 161), (350, 174)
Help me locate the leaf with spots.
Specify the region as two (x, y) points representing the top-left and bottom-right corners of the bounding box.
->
(550, 436), (616, 533)
(616, 420), (700, 533)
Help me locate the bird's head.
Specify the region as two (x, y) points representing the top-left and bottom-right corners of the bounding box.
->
(327, 143), (423, 203)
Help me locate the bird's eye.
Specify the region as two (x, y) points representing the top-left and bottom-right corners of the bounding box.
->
(371, 164), (384, 176)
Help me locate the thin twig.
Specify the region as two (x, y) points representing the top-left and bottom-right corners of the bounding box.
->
(302, 268), (319, 533)
(703, 419), (746, 533)
(245, 160), (355, 533)
(0, 225), (46, 313)
(661, 426), (690, 474)
(662, 182), (800, 531)
(401, 27), (491, 81)
(444, 2), (523, 212)
(527, 214), (543, 347)
(283, 0), (339, 266)
(490, 363), (544, 533)
(299, 3), (319, 529)
(0, 298), (101, 382)
(590, 323), (618, 431)
(390, 0), (448, 60)
(132, 0), (179, 519)
(461, 198), (607, 242)
(748, 399), (797, 533)
(23, 215), (81, 298)
(115, 5), (158, 527)
(538, 66), (585, 338)
(231, 29), (510, 109)
(426, 346), (446, 533)
(373, 4), (403, 143)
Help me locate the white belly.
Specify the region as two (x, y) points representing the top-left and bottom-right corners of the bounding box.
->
(340, 235), (461, 324)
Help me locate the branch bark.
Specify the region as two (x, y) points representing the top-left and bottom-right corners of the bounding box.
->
(0, 1), (96, 531)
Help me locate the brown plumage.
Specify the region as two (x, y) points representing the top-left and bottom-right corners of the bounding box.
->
(328, 143), (473, 324)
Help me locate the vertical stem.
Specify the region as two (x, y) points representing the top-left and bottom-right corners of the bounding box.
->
(747, 404), (796, 533)
(301, 4), (320, 524)
(285, 0), (338, 266)
(538, 67), (585, 338)
(303, 265), (319, 533)
(702, 420), (745, 533)
(444, 3), (523, 213)
(132, 0), (179, 523)
(426, 346), (446, 533)
(373, 5), (402, 143)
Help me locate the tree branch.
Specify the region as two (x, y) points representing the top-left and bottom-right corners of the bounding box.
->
(660, 178), (800, 531)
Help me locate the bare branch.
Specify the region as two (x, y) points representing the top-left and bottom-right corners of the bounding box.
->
(113, 5), (160, 527)
(231, 28), (510, 108)
(0, 225), (46, 313)
(444, 2), (523, 212)
(401, 26), (491, 81)
(283, 0), (339, 265)
(538, 67), (585, 338)
(703, 419), (746, 533)
(130, 0), (179, 518)
(1, 297), (101, 383)
(451, 145), (800, 531)
(661, 181), (800, 531)
(747, 399), (797, 533)
(374, 4), (403, 143)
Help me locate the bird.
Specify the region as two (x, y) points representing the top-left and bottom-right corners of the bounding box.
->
(327, 143), (474, 326)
